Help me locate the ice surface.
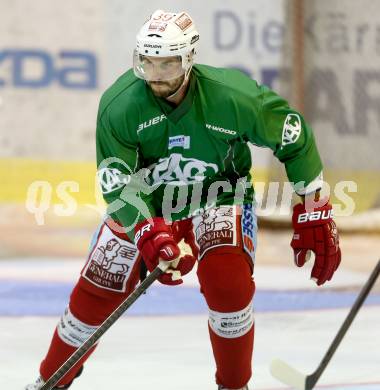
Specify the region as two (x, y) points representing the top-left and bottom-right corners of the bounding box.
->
(0, 259), (379, 390)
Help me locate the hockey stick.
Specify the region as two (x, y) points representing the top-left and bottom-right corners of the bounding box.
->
(270, 259), (380, 390)
(40, 260), (173, 390)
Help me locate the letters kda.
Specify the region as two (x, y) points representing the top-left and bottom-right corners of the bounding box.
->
(0, 49), (97, 89)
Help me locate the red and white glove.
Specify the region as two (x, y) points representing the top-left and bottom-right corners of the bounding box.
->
(134, 217), (196, 285)
(291, 201), (341, 285)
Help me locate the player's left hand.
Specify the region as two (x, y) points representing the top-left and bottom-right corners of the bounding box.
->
(291, 200), (341, 285)
(157, 254), (196, 286)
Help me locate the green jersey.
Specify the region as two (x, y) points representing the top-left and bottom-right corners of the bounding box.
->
(96, 64), (323, 239)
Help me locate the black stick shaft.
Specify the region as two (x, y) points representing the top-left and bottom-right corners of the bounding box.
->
(307, 259), (380, 389)
(40, 265), (165, 390)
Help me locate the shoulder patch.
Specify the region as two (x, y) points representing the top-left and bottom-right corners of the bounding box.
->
(281, 113), (301, 148)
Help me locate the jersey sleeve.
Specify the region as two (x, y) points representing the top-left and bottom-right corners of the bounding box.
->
(248, 84), (323, 194)
(96, 105), (157, 241)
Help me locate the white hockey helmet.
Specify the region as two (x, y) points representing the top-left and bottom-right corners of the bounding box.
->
(133, 10), (199, 82)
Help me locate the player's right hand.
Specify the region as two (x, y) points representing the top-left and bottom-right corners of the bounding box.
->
(134, 217), (195, 285)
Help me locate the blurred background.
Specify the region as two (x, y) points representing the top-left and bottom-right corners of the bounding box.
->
(1, 0), (380, 259)
(0, 1), (379, 389)
(1, 0), (380, 256)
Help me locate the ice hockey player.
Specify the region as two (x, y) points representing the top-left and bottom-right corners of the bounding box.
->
(25, 9), (341, 390)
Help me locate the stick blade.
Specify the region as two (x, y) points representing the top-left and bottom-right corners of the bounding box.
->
(270, 359), (307, 390)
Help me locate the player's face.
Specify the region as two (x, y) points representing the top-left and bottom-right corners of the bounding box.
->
(143, 56), (185, 98)
(148, 74), (185, 98)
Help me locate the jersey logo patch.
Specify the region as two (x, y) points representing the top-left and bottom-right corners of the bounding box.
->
(168, 135), (190, 150)
(149, 153), (218, 185)
(281, 113), (301, 148)
(97, 168), (130, 194)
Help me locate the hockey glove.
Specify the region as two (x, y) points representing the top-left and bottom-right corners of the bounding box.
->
(171, 219), (198, 258)
(134, 217), (195, 285)
(291, 200), (341, 285)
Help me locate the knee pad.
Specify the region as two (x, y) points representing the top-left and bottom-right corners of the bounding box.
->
(197, 248), (255, 338)
(197, 247), (255, 312)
